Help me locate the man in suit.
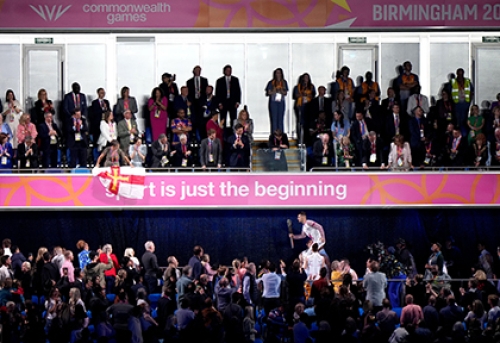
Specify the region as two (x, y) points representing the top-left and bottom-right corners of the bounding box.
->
(381, 87), (399, 116)
(215, 65), (241, 128)
(384, 103), (408, 157)
(117, 109), (138, 155)
(361, 90), (383, 136)
(407, 85), (430, 117)
(151, 134), (172, 168)
(305, 86), (333, 127)
(173, 134), (193, 167)
(362, 131), (385, 169)
(63, 82), (88, 121)
(409, 106), (429, 168)
(446, 128), (467, 167)
(17, 135), (39, 170)
(187, 66), (209, 140)
(200, 129), (222, 169)
(227, 124), (250, 168)
(174, 86), (192, 117)
(350, 112), (372, 166)
(312, 133), (333, 167)
(38, 112), (61, 168)
(90, 88), (110, 144)
(66, 109), (88, 168)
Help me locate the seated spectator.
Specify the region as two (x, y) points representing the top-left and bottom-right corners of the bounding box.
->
(400, 294), (423, 326)
(268, 128), (289, 151)
(336, 136), (355, 168)
(95, 140), (132, 168)
(17, 135), (39, 170)
(227, 123), (250, 168)
(151, 134), (174, 168)
(388, 134), (412, 170)
(0, 132), (13, 170)
(173, 134), (193, 167)
(200, 129), (223, 169)
(376, 298), (399, 340)
(234, 108), (254, 143)
(362, 131), (385, 169)
(16, 113), (38, 145)
(38, 112), (61, 168)
(129, 137), (147, 167)
(171, 108), (192, 145)
(468, 133), (488, 168)
(117, 109), (138, 154)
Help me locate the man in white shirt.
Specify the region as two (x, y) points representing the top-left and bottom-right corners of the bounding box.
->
(0, 255), (13, 284)
(304, 243), (325, 281)
(258, 263), (282, 315)
(407, 85), (430, 117)
(290, 211), (330, 269)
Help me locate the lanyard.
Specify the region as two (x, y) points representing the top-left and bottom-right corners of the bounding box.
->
(452, 137), (461, 150)
(397, 146), (403, 159)
(274, 137), (282, 147)
(425, 142), (432, 155)
(73, 93), (80, 106)
(371, 141), (376, 154)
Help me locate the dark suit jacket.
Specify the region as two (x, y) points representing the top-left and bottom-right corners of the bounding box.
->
(90, 99), (110, 136)
(380, 97), (399, 114)
(362, 137), (385, 166)
(409, 116), (429, 149)
(306, 96), (333, 125)
(38, 121), (61, 151)
(350, 118), (373, 145)
(446, 135), (468, 166)
(33, 99), (56, 125)
(151, 140), (170, 168)
(173, 143), (193, 167)
(65, 117), (88, 149)
(227, 134), (250, 167)
(312, 139), (334, 166)
(63, 92), (88, 119)
(187, 76), (209, 103)
(215, 76), (241, 106)
(385, 112), (409, 145)
(174, 96), (191, 114)
(268, 134), (290, 150)
(199, 137), (222, 167)
(17, 143), (39, 169)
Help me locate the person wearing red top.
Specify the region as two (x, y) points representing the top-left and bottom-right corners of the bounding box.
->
(99, 244), (120, 294)
(206, 109), (224, 144)
(311, 267), (330, 302)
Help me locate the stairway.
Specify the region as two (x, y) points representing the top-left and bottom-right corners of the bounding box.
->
(251, 139), (304, 172)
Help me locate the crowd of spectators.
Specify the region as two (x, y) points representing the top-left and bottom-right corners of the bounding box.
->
(0, 62), (499, 172)
(1, 234), (500, 343)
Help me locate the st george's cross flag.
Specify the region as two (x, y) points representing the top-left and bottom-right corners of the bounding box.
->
(92, 166), (146, 199)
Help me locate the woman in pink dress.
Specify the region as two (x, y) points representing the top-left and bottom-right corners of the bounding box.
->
(148, 87), (168, 141)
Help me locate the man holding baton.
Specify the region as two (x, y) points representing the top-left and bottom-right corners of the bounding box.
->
(289, 211), (330, 269)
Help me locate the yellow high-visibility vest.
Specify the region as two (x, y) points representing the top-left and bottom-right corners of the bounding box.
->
(451, 78), (471, 103)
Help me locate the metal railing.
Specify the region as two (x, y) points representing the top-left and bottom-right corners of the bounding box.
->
(0, 166), (252, 174)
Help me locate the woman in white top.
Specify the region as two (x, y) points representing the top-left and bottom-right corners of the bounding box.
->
(388, 134), (413, 171)
(97, 111), (117, 151)
(124, 248), (141, 269)
(2, 90), (23, 147)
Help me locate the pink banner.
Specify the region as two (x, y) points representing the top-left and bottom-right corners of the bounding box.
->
(0, 0), (497, 29)
(0, 172), (499, 209)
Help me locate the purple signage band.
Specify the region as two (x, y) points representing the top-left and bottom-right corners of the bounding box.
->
(0, 0), (498, 29)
